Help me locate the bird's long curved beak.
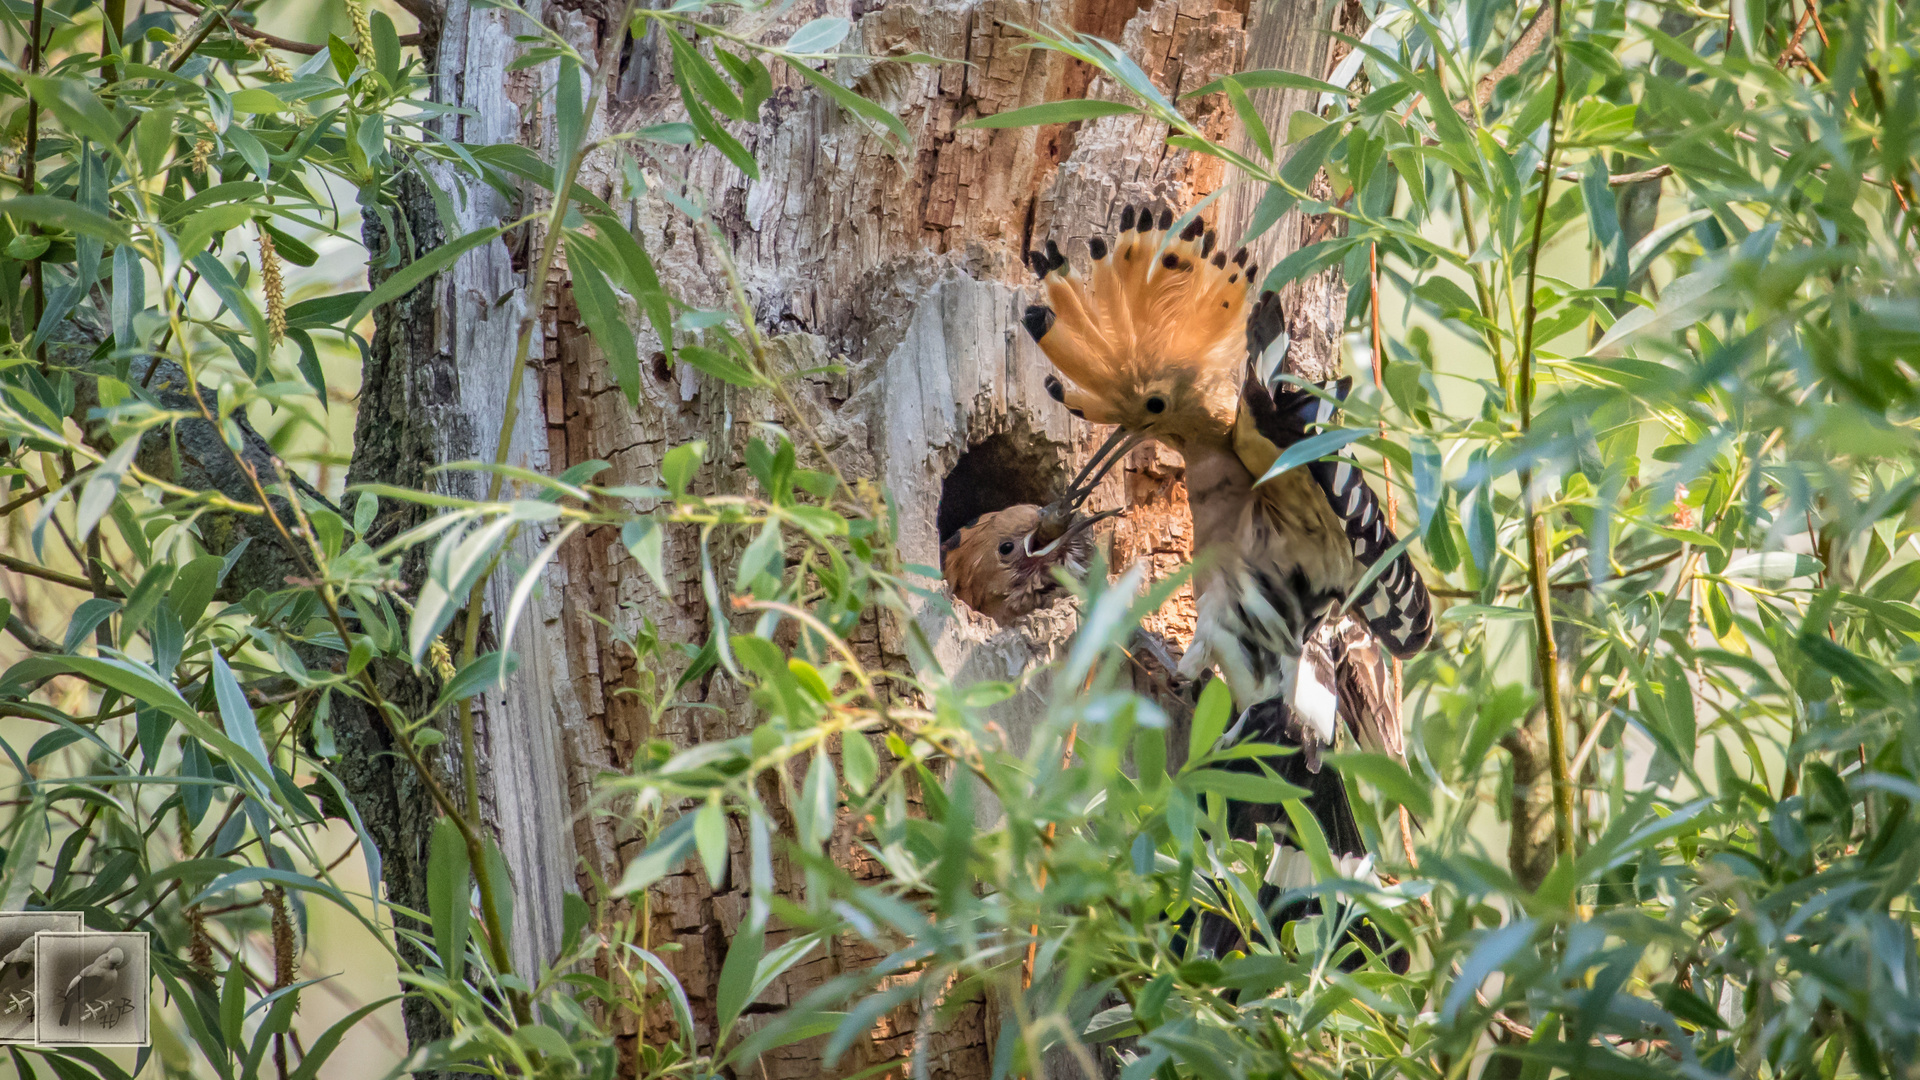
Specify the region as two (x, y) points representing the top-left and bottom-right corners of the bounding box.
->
(1033, 428), (1146, 545)
(1024, 506), (1123, 559)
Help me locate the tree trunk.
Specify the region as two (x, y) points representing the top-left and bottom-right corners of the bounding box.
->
(349, 0), (1360, 1072)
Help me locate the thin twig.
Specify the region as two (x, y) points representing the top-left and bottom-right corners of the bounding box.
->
(113, 0), (252, 143)
(1429, 548), (1685, 597)
(1537, 162), (1674, 185)
(4, 614), (62, 653)
(1429, 22), (1509, 398)
(1367, 241), (1420, 871)
(0, 484), (50, 518)
(1021, 722), (1079, 989)
(1388, 0), (1554, 126)
(1777, 0), (1816, 69)
(449, 1), (640, 1021)
(24, 0), (46, 363)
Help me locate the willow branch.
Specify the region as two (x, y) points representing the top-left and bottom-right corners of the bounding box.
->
(1515, 2), (1576, 862)
(4, 614), (62, 654)
(1472, 2), (1556, 111)
(0, 552), (119, 596)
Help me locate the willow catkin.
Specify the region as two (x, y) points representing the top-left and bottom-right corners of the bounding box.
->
(177, 802), (195, 857)
(258, 224), (286, 348)
(249, 38), (294, 83)
(191, 137), (214, 176)
(345, 0), (376, 69)
(429, 637), (457, 683)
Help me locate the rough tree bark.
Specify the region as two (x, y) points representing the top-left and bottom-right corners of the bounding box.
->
(346, 0), (1364, 1072)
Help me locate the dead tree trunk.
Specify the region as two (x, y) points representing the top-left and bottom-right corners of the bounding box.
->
(350, 0), (1363, 1071)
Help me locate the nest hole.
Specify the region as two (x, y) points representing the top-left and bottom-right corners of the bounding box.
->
(937, 432), (1064, 543)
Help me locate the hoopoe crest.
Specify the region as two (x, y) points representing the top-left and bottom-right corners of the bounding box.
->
(1024, 206), (1259, 451)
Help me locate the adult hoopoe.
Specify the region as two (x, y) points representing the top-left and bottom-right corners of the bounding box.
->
(1022, 204), (1429, 970)
(1021, 204), (1432, 767)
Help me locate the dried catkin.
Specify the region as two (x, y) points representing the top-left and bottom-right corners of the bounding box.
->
(180, 806), (215, 974)
(268, 885), (297, 1080)
(267, 886), (297, 990)
(187, 905), (214, 974)
(258, 225), (287, 348)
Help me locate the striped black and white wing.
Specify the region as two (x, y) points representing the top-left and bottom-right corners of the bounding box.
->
(1238, 292), (1433, 659)
(1281, 382), (1433, 658)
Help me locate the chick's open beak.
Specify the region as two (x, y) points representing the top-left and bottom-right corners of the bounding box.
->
(1024, 505), (1123, 560)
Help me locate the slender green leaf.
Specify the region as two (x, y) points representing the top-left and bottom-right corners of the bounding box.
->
(428, 817), (471, 983)
(348, 227), (504, 328)
(960, 99), (1141, 129)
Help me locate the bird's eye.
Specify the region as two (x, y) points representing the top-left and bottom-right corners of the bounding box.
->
(999, 540), (1016, 557)
(1145, 396), (1166, 414)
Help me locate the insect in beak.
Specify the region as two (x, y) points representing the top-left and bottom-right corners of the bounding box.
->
(1025, 505), (1124, 560)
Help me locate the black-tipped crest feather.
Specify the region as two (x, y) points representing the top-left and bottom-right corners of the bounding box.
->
(1023, 304), (1055, 342)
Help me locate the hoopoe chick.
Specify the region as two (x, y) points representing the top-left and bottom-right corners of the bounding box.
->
(940, 426), (1133, 624)
(941, 503), (1110, 624)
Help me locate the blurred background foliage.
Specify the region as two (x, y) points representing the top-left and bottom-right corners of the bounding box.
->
(0, 0), (1916, 1075)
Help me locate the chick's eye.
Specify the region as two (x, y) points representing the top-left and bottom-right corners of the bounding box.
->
(999, 540), (1016, 557)
(1145, 396), (1166, 414)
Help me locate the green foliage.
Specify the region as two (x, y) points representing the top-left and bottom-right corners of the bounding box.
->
(3, 0), (1918, 1075)
(932, 0), (1920, 1075)
(0, 0), (917, 1074)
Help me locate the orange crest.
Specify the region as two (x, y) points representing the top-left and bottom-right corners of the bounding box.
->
(1022, 206), (1258, 449)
